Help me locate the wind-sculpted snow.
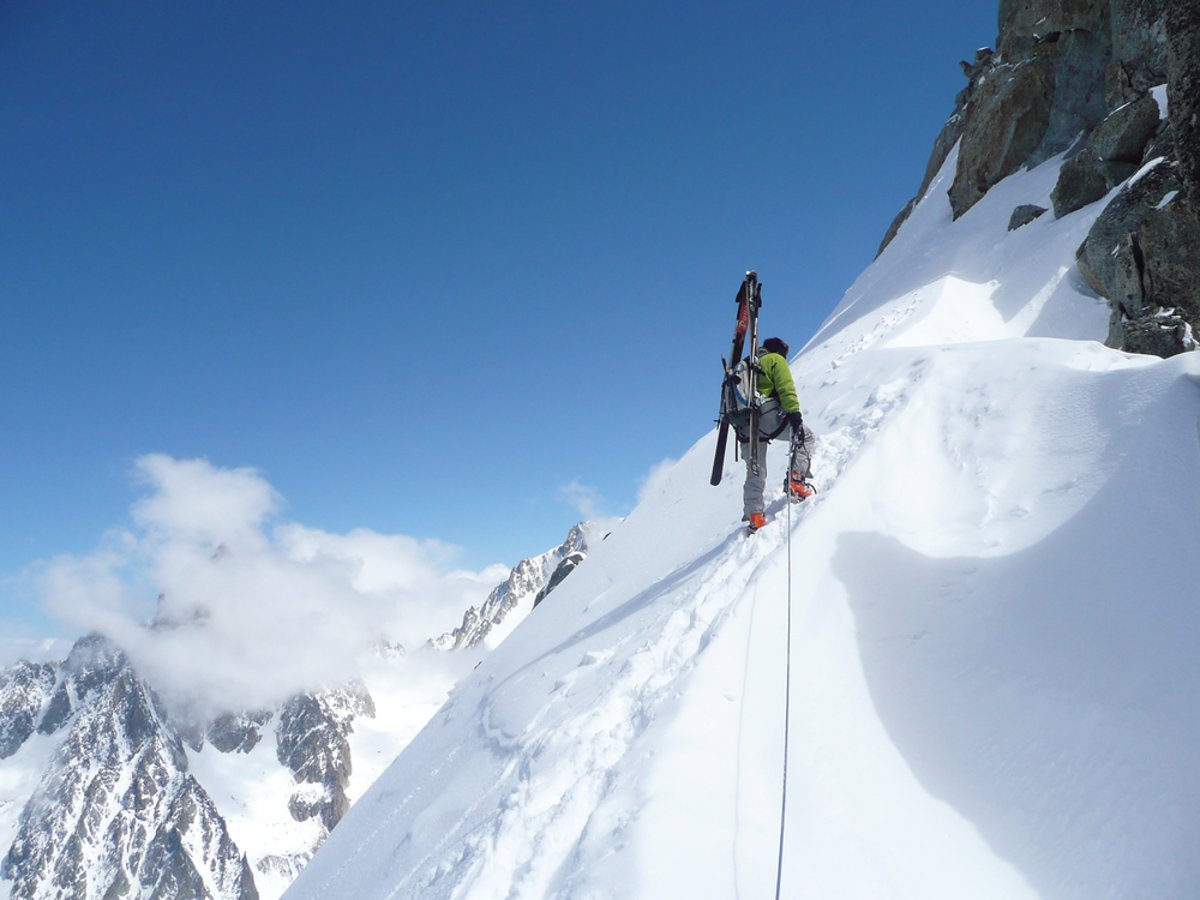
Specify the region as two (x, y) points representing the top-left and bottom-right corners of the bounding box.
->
(287, 148), (1200, 899)
(808, 143), (1109, 354)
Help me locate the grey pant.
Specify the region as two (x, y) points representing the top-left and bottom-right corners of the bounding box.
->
(739, 402), (814, 518)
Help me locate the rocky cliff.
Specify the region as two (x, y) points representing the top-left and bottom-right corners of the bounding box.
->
(882, 0), (1200, 356)
(0, 635), (258, 900)
(0, 633), (375, 899)
(433, 524), (590, 651)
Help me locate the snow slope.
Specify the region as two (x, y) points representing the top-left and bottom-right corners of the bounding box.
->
(285, 149), (1200, 899)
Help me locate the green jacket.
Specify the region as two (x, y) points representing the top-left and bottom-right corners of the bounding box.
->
(756, 350), (800, 413)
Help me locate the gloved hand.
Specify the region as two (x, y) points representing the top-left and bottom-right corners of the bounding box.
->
(787, 411), (804, 431)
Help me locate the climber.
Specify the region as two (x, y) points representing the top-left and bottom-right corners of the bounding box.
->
(740, 337), (814, 532)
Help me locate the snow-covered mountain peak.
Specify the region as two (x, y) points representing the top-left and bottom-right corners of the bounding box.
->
(1, 633), (258, 900)
(433, 523), (592, 651)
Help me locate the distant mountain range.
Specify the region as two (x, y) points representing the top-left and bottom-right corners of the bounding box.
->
(0, 525), (589, 899)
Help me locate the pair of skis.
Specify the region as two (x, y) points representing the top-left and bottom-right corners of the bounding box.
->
(710, 271), (762, 487)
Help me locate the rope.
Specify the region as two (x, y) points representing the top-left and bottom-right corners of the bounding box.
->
(773, 489), (795, 899)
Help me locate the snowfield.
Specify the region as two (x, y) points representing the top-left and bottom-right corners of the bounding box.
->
(285, 148), (1200, 898)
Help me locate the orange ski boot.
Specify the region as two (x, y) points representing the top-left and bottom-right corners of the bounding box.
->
(788, 476), (814, 501)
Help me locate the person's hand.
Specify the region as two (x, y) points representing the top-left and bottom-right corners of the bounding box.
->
(788, 411), (804, 431)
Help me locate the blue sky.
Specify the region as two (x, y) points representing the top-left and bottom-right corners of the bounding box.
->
(2, 1), (997, 639)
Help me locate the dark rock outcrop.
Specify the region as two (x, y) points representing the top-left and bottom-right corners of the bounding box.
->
(950, 2), (1112, 219)
(881, 0), (1200, 357)
(879, 0), (1116, 242)
(1076, 160), (1200, 355)
(996, 0), (1110, 59)
(0, 660), (56, 759)
(1051, 90), (1161, 217)
(1165, 0), (1200, 219)
(533, 550), (587, 608)
(1108, 0), (1169, 105)
(1035, 26), (1112, 160)
(276, 683), (374, 833)
(948, 58), (1055, 220)
(1008, 204), (1048, 230)
(1065, 3), (1200, 354)
(1051, 150), (1111, 217)
(876, 197), (919, 257)
(207, 710), (272, 754)
(1090, 92), (1162, 163)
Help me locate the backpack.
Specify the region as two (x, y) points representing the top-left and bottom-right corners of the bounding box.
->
(719, 357), (760, 438)
(720, 355), (789, 443)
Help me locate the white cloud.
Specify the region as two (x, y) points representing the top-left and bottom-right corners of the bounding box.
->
(555, 479), (604, 519)
(0, 635), (71, 667)
(37, 455), (503, 718)
(276, 525), (497, 646)
(133, 454), (279, 548)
